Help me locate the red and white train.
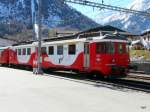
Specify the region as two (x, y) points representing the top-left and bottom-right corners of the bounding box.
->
(0, 32), (130, 78)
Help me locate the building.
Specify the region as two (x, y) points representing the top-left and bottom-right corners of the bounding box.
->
(48, 28), (79, 38)
(141, 29), (150, 42)
(0, 38), (16, 47)
(78, 25), (140, 41)
(130, 29), (150, 50)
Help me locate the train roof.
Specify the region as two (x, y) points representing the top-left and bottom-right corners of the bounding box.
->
(102, 33), (127, 40)
(43, 31), (127, 41)
(11, 30), (128, 47)
(0, 46), (10, 50)
(12, 41), (34, 46)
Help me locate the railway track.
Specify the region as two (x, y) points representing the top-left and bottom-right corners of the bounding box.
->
(108, 79), (150, 93)
(127, 74), (150, 81)
(45, 71), (150, 93)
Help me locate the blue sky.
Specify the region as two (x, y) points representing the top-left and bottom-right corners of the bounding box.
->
(67, 0), (134, 23)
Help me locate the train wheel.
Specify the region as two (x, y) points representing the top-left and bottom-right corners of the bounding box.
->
(91, 71), (104, 80)
(85, 73), (94, 79)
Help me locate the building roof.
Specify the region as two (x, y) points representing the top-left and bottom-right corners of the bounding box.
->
(141, 29), (150, 36)
(79, 25), (125, 33)
(132, 38), (150, 49)
(78, 25), (139, 37)
(12, 25), (130, 46)
(0, 38), (16, 47)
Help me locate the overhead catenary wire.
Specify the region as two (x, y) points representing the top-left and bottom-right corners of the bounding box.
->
(64, 0), (150, 17)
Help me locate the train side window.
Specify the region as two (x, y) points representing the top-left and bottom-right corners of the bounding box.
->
(118, 43), (123, 54)
(68, 44), (76, 55)
(57, 45), (63, 55)
(15, 49), (17, 54)
(18, 49), (21, 55)
(22, 48), (26, 55)
(48, 46), (54, 55)
(41, 47), (47, 54)
(84, 43), (89, 54)
(27, 48), (31, 55)
(0, 50), (2, 56)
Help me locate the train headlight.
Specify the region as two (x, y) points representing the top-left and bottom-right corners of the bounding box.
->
(112, 58), (115, 63)
(96, 58), (101, 62)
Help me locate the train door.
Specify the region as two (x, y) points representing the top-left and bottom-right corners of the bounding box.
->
(84, 42), (90, 69)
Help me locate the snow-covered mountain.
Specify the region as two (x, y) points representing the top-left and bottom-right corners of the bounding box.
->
(102, 0), (150, 34)
(0, 0), (98, 35)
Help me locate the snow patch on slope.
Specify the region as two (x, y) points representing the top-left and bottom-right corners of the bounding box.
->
(101, 0), (150, 34)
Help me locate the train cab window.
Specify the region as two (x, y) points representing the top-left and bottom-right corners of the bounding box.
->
(27, 48), (31, 55)
(96, 42), (106, 53)
(107, 42), (115, 54)
(41, 47), (47, 54)
(18, 49), (21, 55)
(96, 42), (114, 54)
(22, 48), (26, 55)
(57, 45), (63, 55)
(118, 43), (123, 54)
(125, 44), (129, 53)
(48, 46), (54, 55)
(68, 44), (76, 55)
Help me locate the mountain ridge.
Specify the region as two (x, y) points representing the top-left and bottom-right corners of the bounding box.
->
(0, 0), (99, 36)
(101, 0), (150, 34)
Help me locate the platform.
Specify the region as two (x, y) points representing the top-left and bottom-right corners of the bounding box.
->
(0, 67), (149, 112)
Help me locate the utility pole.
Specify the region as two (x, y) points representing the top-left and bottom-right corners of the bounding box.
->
(37, 0), (43, 74)
(32, 0), (43, 74)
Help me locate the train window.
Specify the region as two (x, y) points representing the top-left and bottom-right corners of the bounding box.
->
(41, 47), (47, 54)
(48, 46), (54, 55)
(27, 48), (31, 55)
(15, 49), (17, 54)
(84, 43), (89, 54)
(0, 50), (2, 56)
(126, 44), (129, 53)
(22, 48), (26, 55)
(107, 42), (115, 54)
(96, 42), (114, 54)
(18, 49), (21, 55)
(57, 45), (63, 55)
(96, 42), (106, 53)
(68, 44), (76, 55)
(118, 43), (123, 54)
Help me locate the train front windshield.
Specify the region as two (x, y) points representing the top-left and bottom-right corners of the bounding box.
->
(96, 42), (115, 54)
(118, 43), (129, 54)
(96, 42), (129, 54)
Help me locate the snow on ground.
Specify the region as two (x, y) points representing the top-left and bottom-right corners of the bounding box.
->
(0, 67), (150, 112)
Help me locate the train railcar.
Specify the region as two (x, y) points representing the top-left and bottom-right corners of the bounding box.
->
(9, 42), (36, 68)
(0, 47), (9, 66)
(39, 33), (130, 78)
(0, 32), (130, 78)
